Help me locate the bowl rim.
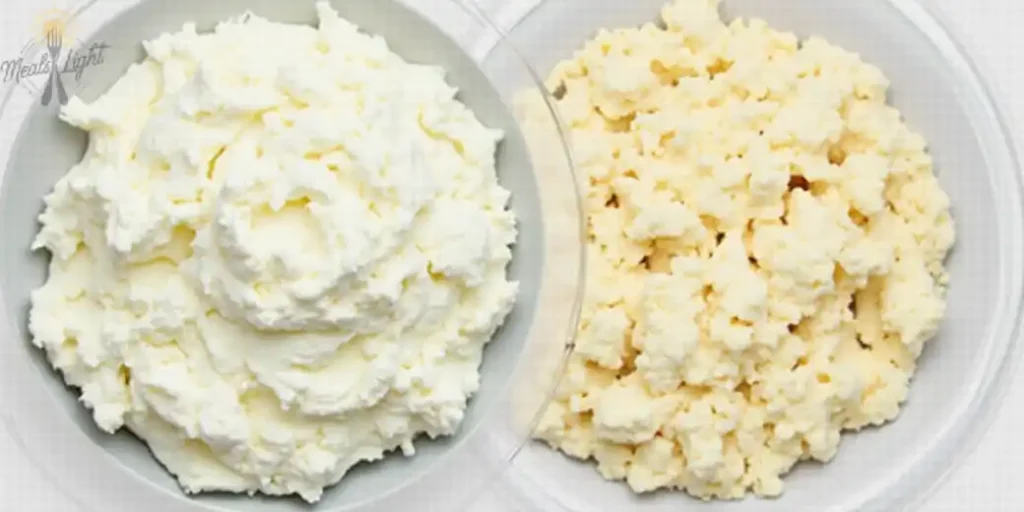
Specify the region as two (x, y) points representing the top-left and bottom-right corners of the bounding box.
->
(881, 0), (1024, 509)
(487, 0), (1024, 510)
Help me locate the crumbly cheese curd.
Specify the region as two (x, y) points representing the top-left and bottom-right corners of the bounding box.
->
(29, 3), (517, 503)
(522, 0), (954, 500)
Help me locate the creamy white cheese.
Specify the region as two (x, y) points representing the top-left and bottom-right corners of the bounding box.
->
(28, 3), (518, 503)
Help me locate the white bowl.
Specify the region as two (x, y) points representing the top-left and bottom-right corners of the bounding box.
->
(0, 1), (583, 511)
(478, 0), (1024, 510)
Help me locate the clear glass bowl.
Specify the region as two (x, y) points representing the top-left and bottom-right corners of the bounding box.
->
(480, 0), (1024, 511)
(0, 1), (583, 511)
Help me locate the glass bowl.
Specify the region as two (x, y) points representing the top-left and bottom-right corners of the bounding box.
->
(479, 0), (1024, 511)
(0, 0), (583, 511)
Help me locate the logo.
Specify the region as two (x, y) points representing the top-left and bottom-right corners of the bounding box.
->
(0, 5), (109, 106)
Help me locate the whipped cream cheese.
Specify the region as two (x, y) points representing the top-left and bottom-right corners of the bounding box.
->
(29, 3), (518, 502)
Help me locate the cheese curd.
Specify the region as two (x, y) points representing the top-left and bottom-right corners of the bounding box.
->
(528, 0), (954, 500)
(28, 3), (517, 503)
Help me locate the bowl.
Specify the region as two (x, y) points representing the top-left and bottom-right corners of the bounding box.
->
(479, 0), (1024, 510)
(0, 0), (583, 511)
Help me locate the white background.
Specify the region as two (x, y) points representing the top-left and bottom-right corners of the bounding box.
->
(1, 0), (1021, 510)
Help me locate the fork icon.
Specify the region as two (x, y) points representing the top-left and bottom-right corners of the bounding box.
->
(41, 28), (68, 106)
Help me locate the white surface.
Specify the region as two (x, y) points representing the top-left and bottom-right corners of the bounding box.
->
(1, 0), (1021, 510)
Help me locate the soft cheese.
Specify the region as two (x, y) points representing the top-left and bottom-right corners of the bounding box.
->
(29, 3), (517, 503)
(523, 0), (954, 500)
